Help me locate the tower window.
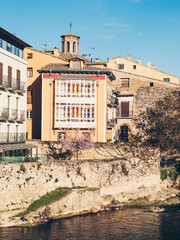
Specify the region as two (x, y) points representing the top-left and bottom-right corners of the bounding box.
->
(67, 41), (70, 53)
(73, 42), (76, 53)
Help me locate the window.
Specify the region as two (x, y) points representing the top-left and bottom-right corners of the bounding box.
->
(121, 102), (129, 118)
(82, 132), (90, 139)
(67, 41), (70, 53)
(27, 53), (33, 59)
(133, 65), (136, 69)
(27, 68), (33, 77)
(27, 90), (32, 104)
(17, 70), (20, 89)
(121, 78), (130, 87)
(8, 66), (12, 87)
(27, 110), (32, 119)
(118, 64), (124, 69)
(163, 78), (170, 82)
(57, 132), (65, 141)
(73, 42), (76, 53)
(120, 125), (128, 141)
(72, 61), (81, 68)
(150, 82), (153, 87)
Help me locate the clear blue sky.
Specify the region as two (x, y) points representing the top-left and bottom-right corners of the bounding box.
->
(1, 0), (180, 77)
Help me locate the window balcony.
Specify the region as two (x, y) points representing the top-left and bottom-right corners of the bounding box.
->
(0, 108), (25, 121)
(0, 107), (9, 120)
(107, 96), (118, 106)
(0, 133), (26, 144)
(0, 75), (26, 92)
(0, 75), (9, 88)
(17, 110), (26, 121)
(116, 110), (133, 119)
(107, 119), (116, 128)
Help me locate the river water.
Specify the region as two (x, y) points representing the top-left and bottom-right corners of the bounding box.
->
(0, 205), (180, 240)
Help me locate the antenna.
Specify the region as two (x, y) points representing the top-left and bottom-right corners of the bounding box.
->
(70, 22), (72, 33)
(40, 44), (47, 50)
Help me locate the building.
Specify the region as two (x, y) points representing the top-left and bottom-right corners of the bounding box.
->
(25, 32), (180, 143)
(0, 27), (36, 157)
(38, 63), (116, 142)
(107, 54), (180, 141)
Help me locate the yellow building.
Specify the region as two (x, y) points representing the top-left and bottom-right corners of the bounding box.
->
(25, 33), (116, 142)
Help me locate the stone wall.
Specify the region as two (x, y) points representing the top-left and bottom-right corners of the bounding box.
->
(134, 87), (173, 115)
(0, 155), (160, 211)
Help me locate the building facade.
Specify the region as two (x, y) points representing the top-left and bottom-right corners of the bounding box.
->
(0, 27), (36, 157)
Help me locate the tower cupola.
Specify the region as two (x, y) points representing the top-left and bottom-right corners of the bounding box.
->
(61, 33), (80, 55)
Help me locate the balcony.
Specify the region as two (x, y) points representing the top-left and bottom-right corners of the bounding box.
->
(17, 110), (26, 121)
(107, 119), (116, 128)
(107, 96), (118, 106)
(0, 133), (26, 144)
(0, 75), (26, 92)
(0, 108), (25, 121)
(0, 108), (9, 120)
(116, 110), (133, 119)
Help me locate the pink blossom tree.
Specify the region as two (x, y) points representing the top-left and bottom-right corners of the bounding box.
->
(59, 129), (94, 160)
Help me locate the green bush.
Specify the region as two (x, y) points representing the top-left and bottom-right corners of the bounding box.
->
(161, 167), (180, 181)
(16, 187), (70, 217)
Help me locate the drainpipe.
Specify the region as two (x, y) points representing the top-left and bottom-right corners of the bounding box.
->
(96, 71), (100, 142)
(49, 69), (52, 141)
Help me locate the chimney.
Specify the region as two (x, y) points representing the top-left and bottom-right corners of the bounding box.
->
(147, 61), (151, 67)
(127, 54), (131, 60)
(95, 58), (100, 62)
(138, 58), (142, 64)
(151, 65), (155, 69)
(53, 47), (59, 57)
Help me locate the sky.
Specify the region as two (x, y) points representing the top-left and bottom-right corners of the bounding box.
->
(1, 0), (180, 77)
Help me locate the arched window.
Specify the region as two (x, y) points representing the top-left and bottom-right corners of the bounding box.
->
(67, 41), (70, 53)
(73, 41), (76, 53)
(62, 41), (64, 52)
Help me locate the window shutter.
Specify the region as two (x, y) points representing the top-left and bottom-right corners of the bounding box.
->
(121, 102), (129, 117)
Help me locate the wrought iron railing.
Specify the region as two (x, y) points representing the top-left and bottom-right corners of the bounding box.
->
(0, 108), (26, 121)
(0, 133), (26, 143)
(116, 109), (133, 118)
(0, 75), (26, 92)
(17, 110), (26, 121)
(0, 107), (9, 120)
(107, 120), (116, 127)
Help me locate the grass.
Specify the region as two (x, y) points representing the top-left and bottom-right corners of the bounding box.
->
(16, 187), (70, 217)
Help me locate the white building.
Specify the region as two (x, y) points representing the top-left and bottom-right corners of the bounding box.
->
(0, 27), (36, 157)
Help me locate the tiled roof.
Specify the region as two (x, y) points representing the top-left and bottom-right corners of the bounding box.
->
(58, 53), (89, 62)
(61, 33), (80, 38)
(38, 63), (115, 80)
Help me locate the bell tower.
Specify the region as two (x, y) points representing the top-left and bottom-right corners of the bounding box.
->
(61, 33), (80, 55)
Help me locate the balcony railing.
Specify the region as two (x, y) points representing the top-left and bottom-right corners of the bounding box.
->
(0, 133), (26, 144)
(0, 108), (26, 121)
(116, 110), (133, 118)
(107, 119), (116, 128)
(17, 110), (26, 121)
(0, 107), (9, 120)
(0, 75), (26, 92)
(107, 96), (118, 106)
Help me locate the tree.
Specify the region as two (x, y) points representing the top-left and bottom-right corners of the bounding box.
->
(134, 89), (180, 159)
(59, 129), (94, 160)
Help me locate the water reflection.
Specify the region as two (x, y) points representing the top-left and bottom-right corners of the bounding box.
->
(0, 207), (180, 240)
